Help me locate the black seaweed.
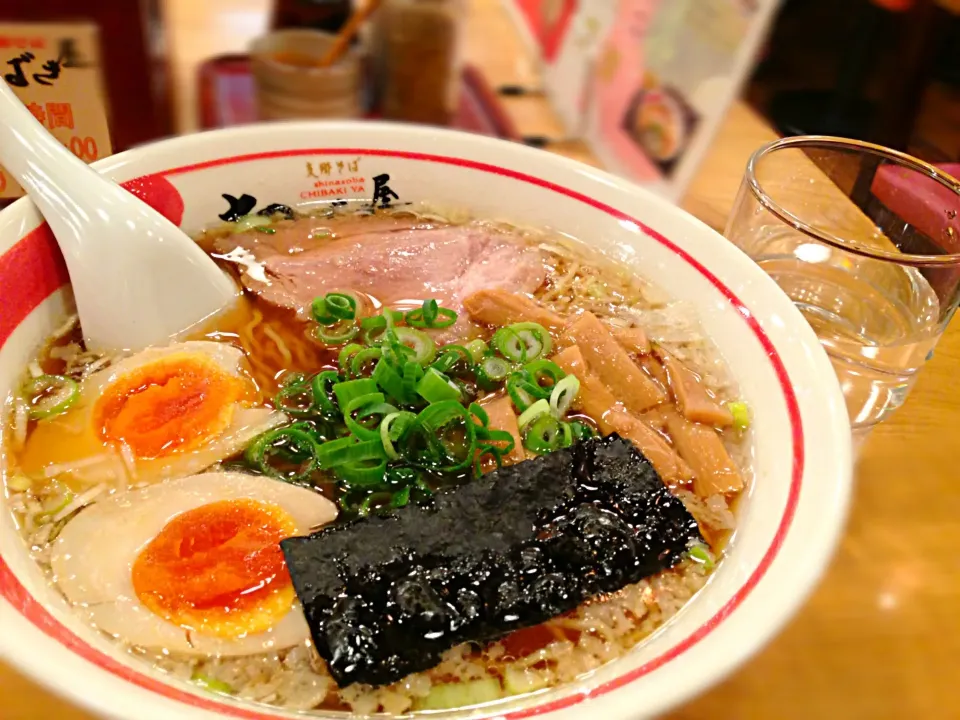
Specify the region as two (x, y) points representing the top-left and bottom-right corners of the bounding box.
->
(257, 203), (296, 220)
(281, 435), (701, 688)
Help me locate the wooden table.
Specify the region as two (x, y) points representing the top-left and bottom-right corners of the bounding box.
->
(4, 1), (959, 718)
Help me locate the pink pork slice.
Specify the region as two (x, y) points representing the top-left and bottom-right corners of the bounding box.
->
(213, 216), (548, 336)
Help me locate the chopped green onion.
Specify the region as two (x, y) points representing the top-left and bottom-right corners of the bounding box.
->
(356, 490), (394, 516)
(423, 298), (439, 325)
(6, 475), (32, 492)
(332, 378), (379, 408)
(273, 382), (315, 418)
(383, 307), (404, 326)
(431, 345), (473, 376)
(451, 377), (476, 405)
(192, 672), (234, 695)
(311, 296), (335, 325)
(461, 338), (487, 361)
(391, 486), (411, 508)
(313, 320), (358, 345)
(317, 436), (385, 470)
(312, 292), (358, 324)
(338, 343), (363, 372)
(279, 371), (307, 388)
(568, 420), (596, 442)
(23, 374), (79, 420)
(245, 427), (319, 484)
(324, 292), (357, 321)
(430, 353), (457, 375)
(372, 356), (408, 404)
(34, 490), (74, 524)
(402, 361), (425, 401)
(468, 402), (489, 429)
(393, 327), (436, 365)
(408, 400), (476, 472)
(233, 214), (269, 233)
(518, 398), (551, 430)
(350, 347), (383, 378)
(475, 354), (511, 390)
(414, 400), (471, 433)
(728, 401), (750, 431)
(344, 393), (396, 441)
(361, 318), (387, 345)
(416, 678), (503, 710)
(417, 367), (461, 404)
(482, 429), (516, 454)
(523, 414), (566, 454)
(432, 307), (458, 328)
(381, 338), (416, 368)
(523, 359), (565, 388)
(315, 435), (357, 468)
(492, 322), (552, 362)
(337, 457), (388, 487)
(360, 314), (386, 331)
(254, 226), (276, 234)
(475, 444), (501, 474)
(361, 309), (405, 345)
(430, 345), (464, 373)
(406, 300), (458, 329)
(310, 371), (341, 417)
(688, 544), (715, 570)
(549, 374), (580, 417)
(385, 466), (419, 487)
(506, 371), (549, 412)
(380, 411), (417, 460)
(416, 478), (434, 497)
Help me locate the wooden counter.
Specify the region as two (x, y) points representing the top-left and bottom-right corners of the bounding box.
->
(3, 1), (958, 719)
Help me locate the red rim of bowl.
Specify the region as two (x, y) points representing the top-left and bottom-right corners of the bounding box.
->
(0, 149), (805, 720)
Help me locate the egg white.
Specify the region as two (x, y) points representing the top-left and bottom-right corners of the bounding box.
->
(51, 471), (338, 656)
(19, 341), (285, 487)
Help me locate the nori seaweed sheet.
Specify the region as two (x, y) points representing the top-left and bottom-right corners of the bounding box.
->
(281, 434), (702, 688)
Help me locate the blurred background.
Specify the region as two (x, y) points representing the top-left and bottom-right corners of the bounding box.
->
(2, 2), (959, 719)
(0, 0), (956, 198)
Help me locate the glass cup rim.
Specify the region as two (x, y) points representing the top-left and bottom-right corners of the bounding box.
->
(746, 135), (960, 268)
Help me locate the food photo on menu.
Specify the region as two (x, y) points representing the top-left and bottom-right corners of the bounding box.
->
(0, 1), (959, 720)
(621, 77), (700, 178)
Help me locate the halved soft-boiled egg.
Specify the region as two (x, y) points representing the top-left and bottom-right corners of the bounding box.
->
(18, 341), (285, 487)
(51, 471), (337, 656)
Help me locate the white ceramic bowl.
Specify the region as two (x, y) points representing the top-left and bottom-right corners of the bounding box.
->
(0, 123), (852, 720)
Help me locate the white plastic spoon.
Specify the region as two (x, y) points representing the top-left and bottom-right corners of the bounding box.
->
(0, 81), (237, 353)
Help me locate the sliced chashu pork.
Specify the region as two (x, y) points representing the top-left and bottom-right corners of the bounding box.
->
(212, 217), (548, 333)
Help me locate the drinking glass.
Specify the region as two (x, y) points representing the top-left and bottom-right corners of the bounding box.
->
(725, 136), (960, 444)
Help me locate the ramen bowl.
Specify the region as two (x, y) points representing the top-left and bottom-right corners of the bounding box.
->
(0, 122), (851, 720)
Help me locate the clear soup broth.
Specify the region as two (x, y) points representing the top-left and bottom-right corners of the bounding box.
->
(3, 205), (748, 714)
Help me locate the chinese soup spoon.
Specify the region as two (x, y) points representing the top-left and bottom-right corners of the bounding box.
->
(0, 80), (237, 353)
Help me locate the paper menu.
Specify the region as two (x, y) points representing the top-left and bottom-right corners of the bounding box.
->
(541, 1), (619, 135)
(501, 0), (580, 61)
(585, 0), (777, 201)
(0, 22), (112, 200)
(502, 0), (779, 202)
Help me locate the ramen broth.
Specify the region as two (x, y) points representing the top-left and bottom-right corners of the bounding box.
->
(3, 206), (748, 714)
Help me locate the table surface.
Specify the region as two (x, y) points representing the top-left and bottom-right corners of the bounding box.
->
(3, 1), (958, 719)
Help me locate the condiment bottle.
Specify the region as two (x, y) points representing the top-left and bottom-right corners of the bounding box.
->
(374, 0), (463, 126)
(271, 0), (353, 34)
(250, 29), (364, 120)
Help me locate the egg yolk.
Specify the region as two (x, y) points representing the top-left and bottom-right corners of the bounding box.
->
(131, 499), (297, 638)
(94, 354), (245, 459)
